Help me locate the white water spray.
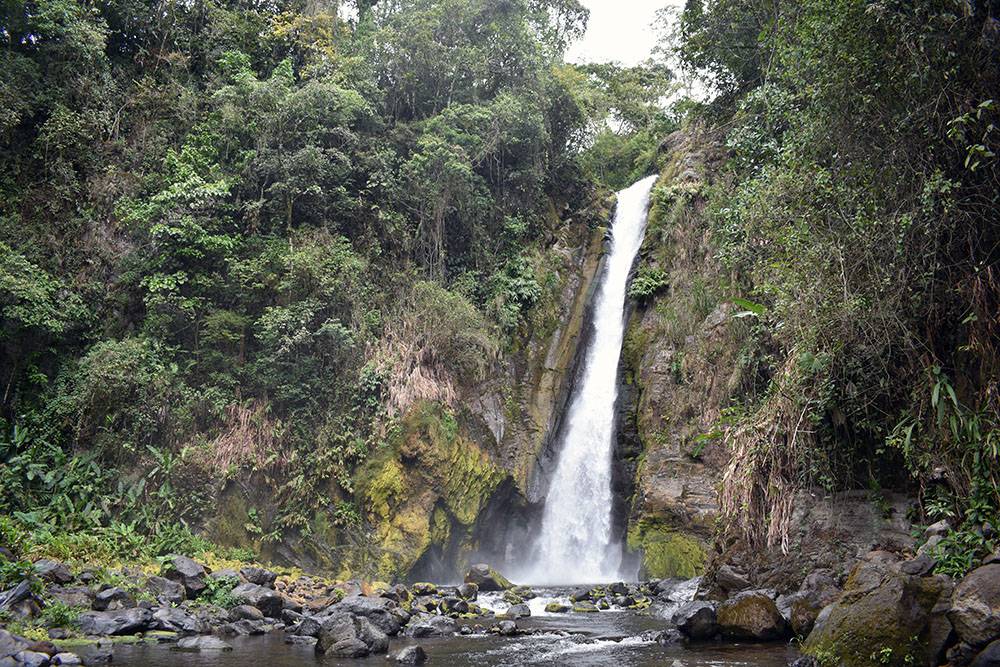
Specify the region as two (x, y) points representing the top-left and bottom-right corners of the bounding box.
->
(526, 174), (659, 585)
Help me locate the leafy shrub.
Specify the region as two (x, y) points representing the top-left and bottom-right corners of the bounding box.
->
(628, 266), (668, 304)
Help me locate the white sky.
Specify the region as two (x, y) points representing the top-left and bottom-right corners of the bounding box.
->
(566, 0), (684, 66)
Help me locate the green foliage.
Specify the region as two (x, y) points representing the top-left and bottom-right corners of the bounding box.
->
(628, 266), (669, 304)
(201, 575), (239, 608)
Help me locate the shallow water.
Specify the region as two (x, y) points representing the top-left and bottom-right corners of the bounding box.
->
(106, 593), (800, 667)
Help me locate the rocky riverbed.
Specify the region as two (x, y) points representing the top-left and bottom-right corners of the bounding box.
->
(2, 546), (1000, 666)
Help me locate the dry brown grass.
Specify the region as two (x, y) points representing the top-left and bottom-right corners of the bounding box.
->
(208, 401), (285, 473)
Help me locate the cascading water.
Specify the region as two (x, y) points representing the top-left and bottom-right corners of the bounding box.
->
(526, 174), (659, 585)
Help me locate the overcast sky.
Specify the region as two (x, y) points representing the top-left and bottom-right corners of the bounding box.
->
(566, 0), (683, 66)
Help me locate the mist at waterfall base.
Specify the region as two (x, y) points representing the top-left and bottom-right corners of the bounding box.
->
(515, 174), (659, 586)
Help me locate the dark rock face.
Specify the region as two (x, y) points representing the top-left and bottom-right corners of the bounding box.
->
(77, 608), (153, 636)
(717, 590), (789, 641)
(392, 645), (428, 664)
(971, 639), (1000, 667)
(949, 563), (1000, 648)
(716, 565), (751, 594)
(334, 596), (402, 635)
(315, 613), (388, 657)
(146, 576), (184, 605)
(162, 555), (208, 599)
(672, 601), (718, 640)
(33, 560), (73, 585)
(404, 615), (458, 638)
(464, 564), (513, 592)
(802, 556), (953, 666)
(231, 583), (283, 618)
(239, 566), (277, 588)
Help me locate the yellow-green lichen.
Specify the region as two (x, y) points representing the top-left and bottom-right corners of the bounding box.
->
(627, 520), (706, 579)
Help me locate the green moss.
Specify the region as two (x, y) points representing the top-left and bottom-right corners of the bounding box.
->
(627, 519), (706, 579)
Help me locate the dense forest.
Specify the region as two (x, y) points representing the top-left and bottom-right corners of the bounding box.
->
(1, 0), (999, 663)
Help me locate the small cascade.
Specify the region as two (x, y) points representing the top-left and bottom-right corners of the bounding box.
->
(525, 174), (659, 585)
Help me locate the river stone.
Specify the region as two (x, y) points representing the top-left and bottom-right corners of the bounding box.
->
(457, 583), (478, 600)
(0, 629), (29, 659)
(544, 602), (569, 613)
(92, 587), (134, 611)
(231, 583), (283, 618)
(162, 555), (208, 599)
(146, 576), (184, 605)
(47, 586), (93, 609)
(572, 601), (599, 613)
(464, 564), (514, 592)
(803, 558), (953, 666)
(949, 563), (1000, 648)
(502, 590), (524, 605)
(13, 650), (48, 667)
(392, 645), (427, 664)
(229, 604), (264, 621)
(152, 607), (207, 634)
(971, 639), (1000, 667)
(497, 620), (517, 636)
(334, 595), (402, 635)
(33, 560), (73, 585)
(717, 590), (789, 640)
(569, 587), (591, 602)
(239, 566), (277, 588)
(673, 601), (718, 640)
(315, 612), (388, 657)
(77, 608), (153, 636)
(173, 636), (232, 651)
(405, 614), (458, 638)
(507, 603), (530, 619)
(716, 565), (752, 594)
(51, 653), (82, 665)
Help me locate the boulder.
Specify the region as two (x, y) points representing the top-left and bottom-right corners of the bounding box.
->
(410, 582), (437, 596)
(971, 639), (1000, 667)
(162, 555), (208, 599)
(544, 602), (569, 613)
(12, 650), (48, 667)
(803, 558), (953, 666)
(92, 587), (134, 612)
(231, 583), (283, 618)
(496, 620), (517, 636)
(33, 560), (73, 585)
(572, 601), (599, 613)
(404, 615), (458, 638)
(672, 601), (718, 640)
(392, 645), (427, 664)
(209, 569), (239, 581)
(146, 576), (184, 605)
(464, 564), (513, 592)
(77, 608), (153, 636)
(0, 581), (34, 615)
(0, 629), (30, 659)
(47, 586), (93, 609)
(949, 563), (1000, 648)
(239, 566), (277, 588)
(717, 590), (789, 641)
(507, 603), (530, 619)
(334, 595), (402, 635)
(457, 583), (478, 600)
(152, 607), (208, 634)
(172, 636), (233, 651)
(51, 653), (81, 665)
(229, 605), (264, 621)
(716, 565), (751, 594)
(569, 587), (591, 602)
(315, 613), (388, 657)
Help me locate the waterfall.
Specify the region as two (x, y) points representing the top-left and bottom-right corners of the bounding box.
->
(527, 174), (659, 585)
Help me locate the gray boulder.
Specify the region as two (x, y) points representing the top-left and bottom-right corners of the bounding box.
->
(239, 566), (277, 588)
(152, 607), (208, 634)
(173, 636), (232, 651)
(315, 613), (388, 657)
(673, 601), (718, 640)
(949, 563), (1000, 648)
(231, 583), (283, 618)
(51, 653), (81, 665)
(47, 586), (93, 610)
(507, 603), (530, 619)
(162, 555), (208, 599)
(229, 604), (264, 621)
(33, 560), (73, 585)
(972, 639), (1000, 667)
(496, 620), (517, 636)
(392, 645), (427, 664)
(0, 629), (29, 659)
(404, 614), (458, 638)
(12, 651), (48, 667)
(716, 565), (751, 594)
(335, 595), (402, 635)
(77, 608), (153, 636)
(457, 583), (478, 600)
(146, 576), (184, 605)
(92, 587), (134, 611)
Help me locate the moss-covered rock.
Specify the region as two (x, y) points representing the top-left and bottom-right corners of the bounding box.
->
(716, 591), (789, 641)
(626, 519), (706, 579)
(802, 557), (952, 667)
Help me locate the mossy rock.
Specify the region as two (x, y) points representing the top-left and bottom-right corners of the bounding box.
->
(545, 602), (570, 613)
(717, 592), (789, 640)
(572, 601), (600, 613)
(502, 590), (524, 605)
(802, 559), (952, 666)
(626, 519), (706, 579)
